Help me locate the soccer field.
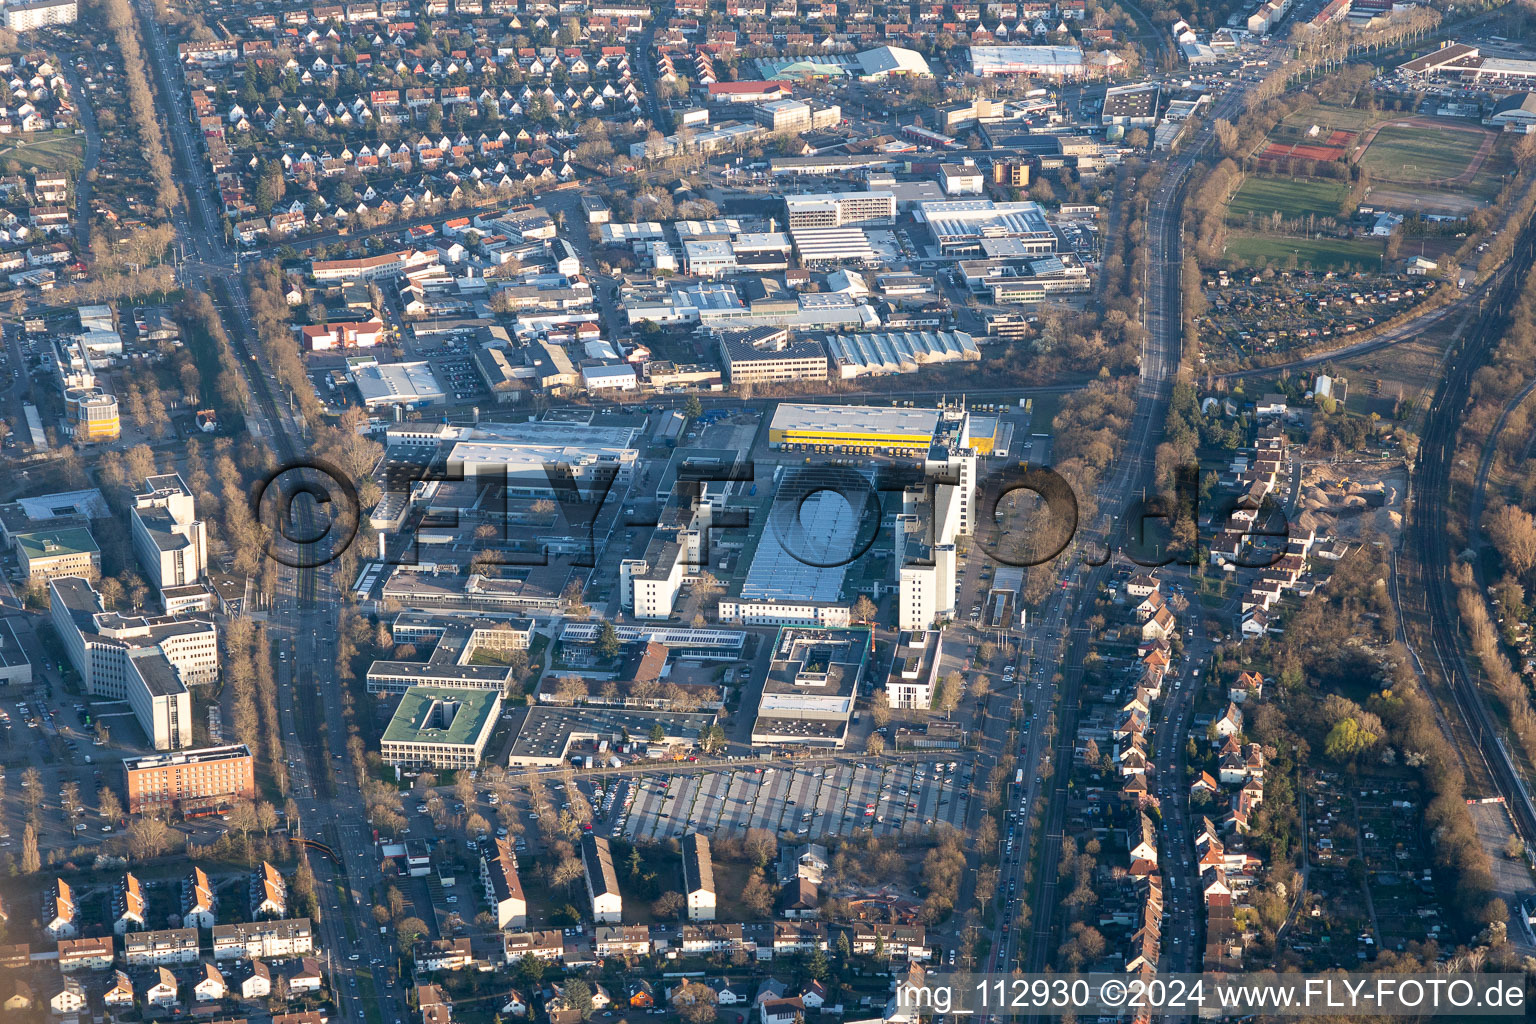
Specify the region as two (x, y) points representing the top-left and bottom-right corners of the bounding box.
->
(1358, 124), (1489, 183)
(1225, 233), (1385, 272)
(1227, 176), (1350, 223)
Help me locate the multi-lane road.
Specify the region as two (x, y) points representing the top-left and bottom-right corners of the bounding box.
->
(975, 77), (1257, 995)
(133, 6), (410, 1021)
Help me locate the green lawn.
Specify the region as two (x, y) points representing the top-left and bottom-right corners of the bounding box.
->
(0, 132), (84, 173)
(1224, 233), (1386, 272)
(1227, 175), (1350, 223)
(1279, 102), (1386, 132)
(1359, 124), (1489, 182)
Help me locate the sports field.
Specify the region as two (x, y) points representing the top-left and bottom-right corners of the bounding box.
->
(1227, 176), (1350, 222)
(1225, 233), (1385, 272)
(1357, 122), (1491, 183)
(0, 132), (84, 173)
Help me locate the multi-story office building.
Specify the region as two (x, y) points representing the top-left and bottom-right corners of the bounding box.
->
(122, 744), (256, 814)
(783, 191), (896, 230)
(50, 577), (217, 749)
(131, 474), (208, 603)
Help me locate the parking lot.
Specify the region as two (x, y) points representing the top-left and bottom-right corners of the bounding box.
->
(603, 761), (973, 843)
(432, 352), (488, 404)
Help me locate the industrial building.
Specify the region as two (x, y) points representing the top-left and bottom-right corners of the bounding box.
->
(767, 403), (944, 455)
(968, 45), (1086, 78)
(916, 199), (1057, 255)
(823, 330), (981, 378)
(353, 362), (448, 410)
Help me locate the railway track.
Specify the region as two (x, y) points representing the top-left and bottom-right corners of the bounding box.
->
(1406, 210), (1536, 850)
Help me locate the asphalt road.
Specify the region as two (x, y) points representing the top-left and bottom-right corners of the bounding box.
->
(134, 5), (410, 1021)
(976, 77), (1255, 1009)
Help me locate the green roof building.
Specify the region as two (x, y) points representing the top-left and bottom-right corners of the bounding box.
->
(16, 527), (100, 581)
(380, 687), (501, 769)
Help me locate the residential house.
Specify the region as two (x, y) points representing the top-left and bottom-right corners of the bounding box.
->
(682, 833), (716, 921)
(195, 961), (228, 1002)
(102, 970), (134, 1008)
(56, 936), (114, 972)
(288, 956), (324, 994)
(481, 837), (527, 930)
(114, 872), (147, 935)
(144, 966), (180, 1007)
(594, 925), (651, 957)
(239, 961), (273, 999)
(49, 976), (86, 1016)
(251, 862), (287, 918)
(185, 867), (217, 929)
(581, 835), (622, 924)
(43, 880), (76, 940)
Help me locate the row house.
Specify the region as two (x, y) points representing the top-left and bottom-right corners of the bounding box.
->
(849, 923), (929, 960)
(679, 923), (746, 955)
(125, 927), (201, 967)
(212, 918), (315, 960)
(503, 929), (565, 962)
(594, 924), (651, 957)
(770, 921), (827, 956)
(57, 936), (114, 972)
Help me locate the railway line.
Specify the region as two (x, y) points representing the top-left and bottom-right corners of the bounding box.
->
(1406, 208), (1536, 855)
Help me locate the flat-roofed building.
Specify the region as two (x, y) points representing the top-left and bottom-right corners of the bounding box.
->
(51, 577), (216, 750)
(380, 687), (500, 769)
(3, 0), (77, 31)
(768, 402), (941, 455)
(131, 475), (207, 602)
(751, 626), (870, 749)
(1102, 83), (1160, 127)
(783, 192), (896, 230)
(755, 98), (812, 132)
(790, 226), (880, 265)
(0, 618), (32, 685)
(16, 527), (98, 581)
(885, 630), (943, 709)
(969, 44), (1085, 78)
(718, 327), (829, 384)
(124, 744), (256, 814)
